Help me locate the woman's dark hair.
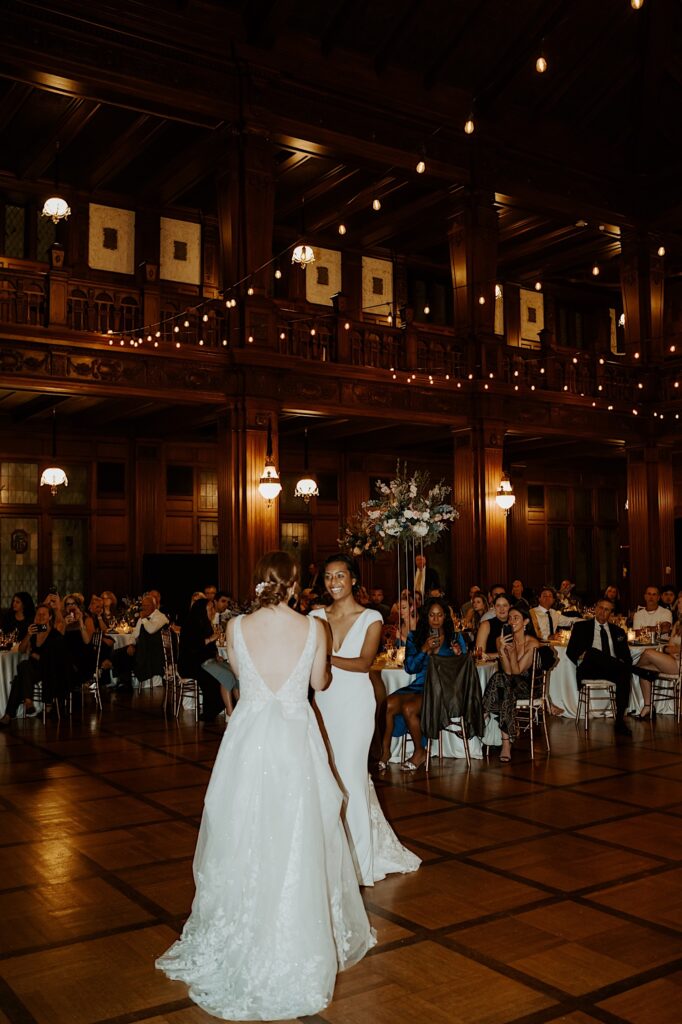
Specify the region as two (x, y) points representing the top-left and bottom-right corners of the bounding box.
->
(414, 598), (456, 648)
(493, 592), (512, 609)
(12, 592), (35, 621)
(508, 605), (530, 622)
(322, 552), (360, 592)
(185, 596), (213, 636)
(251, 550), (298, 609)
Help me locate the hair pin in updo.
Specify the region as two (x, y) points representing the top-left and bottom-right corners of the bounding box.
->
(255, 582), (268, 596)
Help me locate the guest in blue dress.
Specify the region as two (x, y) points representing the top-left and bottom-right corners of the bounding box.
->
(378, 598), (466, 772)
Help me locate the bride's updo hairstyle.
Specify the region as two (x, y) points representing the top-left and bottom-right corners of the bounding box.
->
(251, 550), (298, 609)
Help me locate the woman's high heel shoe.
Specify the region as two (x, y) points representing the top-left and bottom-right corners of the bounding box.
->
(632, 703), (653, 721)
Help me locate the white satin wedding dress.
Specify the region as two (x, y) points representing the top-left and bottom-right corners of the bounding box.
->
(311, 607), (421, 886)
(156, 615), (374, 1021)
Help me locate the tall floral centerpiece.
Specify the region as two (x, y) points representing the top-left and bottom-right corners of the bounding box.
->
(340, 462), (459, 597)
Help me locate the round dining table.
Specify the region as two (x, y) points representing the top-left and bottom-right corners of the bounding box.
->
(544, 642), (672, 717)
(0, 649), (26, 717)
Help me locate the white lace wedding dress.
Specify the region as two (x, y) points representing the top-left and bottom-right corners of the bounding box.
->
(156, 615), (374, 1021)
(311, 607), (421, 885)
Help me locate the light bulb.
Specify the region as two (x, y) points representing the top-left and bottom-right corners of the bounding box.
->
(247, 286), (254, 295)
(202, 313), (208, 322)
(536, 55), (547, 73)
(372, 198), (381, 211)
(416, 159), (426, 174)
(631, 0), (643, 8)
(183, 319), (189, 327)
(338, 223), (347, 235)
(534, 281), (542, 291)
(592, 264), (600, 276)
(464, 116), (475, 135)
(478, 295), (485, 305)
(495, 284), (502, 298)
(274, 268), (282, 279)
(657, 245), (665, 256)
(423, 304), (430, 315)
(174, 325), (180, 333)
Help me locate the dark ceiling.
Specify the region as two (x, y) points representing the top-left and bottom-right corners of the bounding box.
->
(1, 0), (680, 293)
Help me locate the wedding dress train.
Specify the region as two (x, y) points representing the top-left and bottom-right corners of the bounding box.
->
(156, 615), (374, 1020)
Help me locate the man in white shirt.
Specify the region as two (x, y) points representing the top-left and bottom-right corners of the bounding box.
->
(530, 587), (577, 641)
(632, 586), (672, 633)
(115, 594), (169, 690)
(212, 592), (232, 629)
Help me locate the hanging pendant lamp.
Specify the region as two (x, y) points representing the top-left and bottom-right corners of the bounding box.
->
(40, 408), (69, 495)
(42, 142), (71, 224)
(291, 198), (315, 267)
(294, 428), (319, 502)
(258, 419), (282, 507)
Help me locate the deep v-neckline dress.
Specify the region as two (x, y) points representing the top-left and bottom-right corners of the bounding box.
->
(311, 607), (421, 885)
(156, 614), (374, 1020)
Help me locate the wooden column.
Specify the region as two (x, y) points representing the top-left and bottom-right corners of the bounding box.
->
(447, 191), (499, 340)
(626, 444), (676, 603)
(452, 422), (508, 598)
(134, 439), (163, 586)
(217, 399), (280, 599)
(620, 230), (665, 363)
(216, 134), (275, 297)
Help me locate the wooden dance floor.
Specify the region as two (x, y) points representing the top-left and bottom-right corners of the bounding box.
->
(1, 695), (682, 1024)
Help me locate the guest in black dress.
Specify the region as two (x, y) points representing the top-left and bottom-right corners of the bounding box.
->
(178, 597), (223, 722)
(0, 604), (70, 723)
(482, 607), (541, 763)
(1, 592), (35, 642)
(475, 593), (512, 654)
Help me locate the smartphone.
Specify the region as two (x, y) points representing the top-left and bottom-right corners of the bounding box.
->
(429, 626), (439, 637)
(36, 623), (49, 632)
(501, 624), (513, 639)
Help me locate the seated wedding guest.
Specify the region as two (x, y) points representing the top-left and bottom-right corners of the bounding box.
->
(203, 584), (218, 603)
(460, 584), (482, 621)
(0, 604), (70, 724)
(212, 591), (232, 628)
(368, 587), (391, 622)
(481, 584), (507, 621)
(510, 578), (532, 612)
(660, 586), (677, 611)
(631, 594), (682, 720)
(43, 589), (66, 634)
(476, 592), (512, 653)
(378, 598), (465, 772)
(482, 607), (541, 763)
(63, 593), (97, 686)
(633, 585), (673, 633)
(566, 596), (632, 736)
(190, 591), (205, 606)
(2, 592), (35, 642)
(395, 592), (417, 646)
(601, 583), (622, 614)
(100, 591), (118, 627)
(178, 597), (223, 722)
(530, 587), (577, 641)
(114, 594), (169, 692)
(463, 591), (489, 634)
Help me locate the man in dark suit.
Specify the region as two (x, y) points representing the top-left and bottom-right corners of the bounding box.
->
(566, 596), (633, 736)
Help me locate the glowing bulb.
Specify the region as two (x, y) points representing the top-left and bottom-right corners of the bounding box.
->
(495, 284), (502, 299)
(658, 245), (666, 256)
(344, 321), (350, 330)
(248, 335), (254, 343)
(247, 286), (254, 296)
(592, 264), (600, 276)
(199, 339), (204, 346)
(631, 0), (644, 9)
(416, 159), (426, 174)
(154, 341), (158, 348)
(423, 305), (430, 315)
(372, 198), (381, 211)
(175, 341), (180, 349)
(536, 55), (547, 73)
(478, 295), (485, 305)
(203, 313), (208, 322)
(634, 351), (640, 358)
(534, 281), (542, 291)
(274, 268), (282, 279)
(618, 313), (625, 327)
(174, 325), (180, 333)
(183, 319), (190, 327)
(464, 116), (475, 135)
(338, 223), (347, 235)
(155, 330), (161, 338)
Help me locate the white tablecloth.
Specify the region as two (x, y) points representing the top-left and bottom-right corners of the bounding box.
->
(545, 644), (672, 716)
(0, 650), (24, 716)
(107, 631), (135, 650)
(379, 658), (499, 761)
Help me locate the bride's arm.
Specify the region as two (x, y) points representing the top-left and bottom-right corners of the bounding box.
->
(310, 620), (332, 691)
(331, 620), (382, 673)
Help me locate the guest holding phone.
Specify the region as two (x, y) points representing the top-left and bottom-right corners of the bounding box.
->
(378, 598), (466, 773)
(1, 592), (35, 642)
(0, 604), (70, 724)
(475, 592), (512, 654)
(482, 607), (540, 763)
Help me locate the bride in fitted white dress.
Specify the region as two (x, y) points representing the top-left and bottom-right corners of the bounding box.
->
(311, 556), (421, 886)
(156, 552), (374, 1021)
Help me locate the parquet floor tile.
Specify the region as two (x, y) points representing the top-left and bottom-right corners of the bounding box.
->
(0, 691), (680, 1024)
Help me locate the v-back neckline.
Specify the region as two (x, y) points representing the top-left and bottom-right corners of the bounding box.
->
(236, 615), (313, 695)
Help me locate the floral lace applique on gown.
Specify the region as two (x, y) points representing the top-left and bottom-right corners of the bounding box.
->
(156, 615), (374, 1021)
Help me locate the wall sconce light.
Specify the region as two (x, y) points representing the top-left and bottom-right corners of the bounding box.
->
(495, 473), (516, 514)
(258, 419), (282, 507)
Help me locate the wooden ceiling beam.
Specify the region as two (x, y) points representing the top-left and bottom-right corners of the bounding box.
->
(19, 98), (101, 180)
(278, 164), (360, 219)
(0, 81), (32, 134)
(137, 123), (232, 206)
(88, 114), (165, 190)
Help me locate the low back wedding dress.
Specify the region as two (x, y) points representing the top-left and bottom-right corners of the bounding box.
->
(156, 614), (374, 1021)
(311, 606), (421, 885)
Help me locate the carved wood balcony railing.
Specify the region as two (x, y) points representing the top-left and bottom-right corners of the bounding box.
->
(0, 264), (679, 409)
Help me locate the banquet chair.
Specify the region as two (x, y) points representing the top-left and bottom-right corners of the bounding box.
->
(515, 647), (551, 758)
(78, 630), (103, 713)
(160, 628), (201, 721)
(650, 649), (682, 722)
(575, 680), (617, 732)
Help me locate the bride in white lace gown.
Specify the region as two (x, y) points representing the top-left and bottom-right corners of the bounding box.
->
(156, 552), (374, 1021)
(311, 554), (421, 886)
